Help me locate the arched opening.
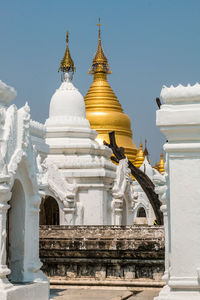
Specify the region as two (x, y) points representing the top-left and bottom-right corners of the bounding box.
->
(137, 207), (147, 218)
(40, 196), (60, 225)
(134, 206), (148, 225)
(121, 199), (127, 225)
(7, 179), (25, 282)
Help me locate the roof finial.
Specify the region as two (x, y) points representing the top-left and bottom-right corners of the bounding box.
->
(66, 31), (69, 44)
(134, 141), (144, 168)
(59, 30), (76, 80)
(97, 17), (101, 40)
(158, 152), (165, 173)
(88, 18), (112, 75)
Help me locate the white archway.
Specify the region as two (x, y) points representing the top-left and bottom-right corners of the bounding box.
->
(134, 204), (148, 225)
(137, 207), (147, 218)
(40, 196), (60, 225)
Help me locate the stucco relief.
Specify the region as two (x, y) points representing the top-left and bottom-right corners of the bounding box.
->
(112, 158), (135, 225)
(45, 160), (77, 208)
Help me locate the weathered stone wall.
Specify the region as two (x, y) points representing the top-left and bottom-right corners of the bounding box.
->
(39, 225), (164, 282)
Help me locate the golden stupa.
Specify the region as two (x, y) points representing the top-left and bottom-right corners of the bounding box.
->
(84, 20), (137, 162)
(134, 142), (144, 168)
(158, 153), (165, 173)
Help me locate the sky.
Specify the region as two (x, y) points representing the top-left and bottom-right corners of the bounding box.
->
(0, 0), (200, 164)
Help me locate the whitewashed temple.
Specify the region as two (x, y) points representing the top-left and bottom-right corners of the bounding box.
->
(0, 30), (159, 299)
(38, 31), (160, 226)
(0, 81), (49, 300)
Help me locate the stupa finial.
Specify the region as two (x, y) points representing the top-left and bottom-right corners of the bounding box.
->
(97, 17), (101, 40)
(88, 18), (112, 75)
(59, 31), (76, 80)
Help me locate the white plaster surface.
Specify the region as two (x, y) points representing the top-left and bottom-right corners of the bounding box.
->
(0, 282), (49, 300)
(155, 83), (200, 300)
(49, 73), (86, 119)
(161, 83), (200, 104)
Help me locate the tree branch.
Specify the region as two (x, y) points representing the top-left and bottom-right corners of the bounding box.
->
(104, 131), (163, 225)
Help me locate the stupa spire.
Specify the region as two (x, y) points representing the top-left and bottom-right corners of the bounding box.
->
(158, 152), (165, 173)
(134, 141), (144, 168)
(84, 20), (138, 163)
(89, 18), (112, 75)
(59, 31), (76, 80)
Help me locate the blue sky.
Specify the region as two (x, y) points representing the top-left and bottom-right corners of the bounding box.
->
(1, 0), (200, 163)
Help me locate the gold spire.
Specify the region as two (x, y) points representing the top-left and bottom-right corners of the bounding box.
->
(158, 152), (165, 173)
(59, 31), (76, 74)
(134, 142), (145, 168)
(89, 18), (112, 75)
(85, 19), (137, 162)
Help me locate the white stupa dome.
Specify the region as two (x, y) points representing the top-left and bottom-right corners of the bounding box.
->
(49, 73), (86, 119)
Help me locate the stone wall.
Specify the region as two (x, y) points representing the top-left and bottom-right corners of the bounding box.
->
(39, 225), (164, 282)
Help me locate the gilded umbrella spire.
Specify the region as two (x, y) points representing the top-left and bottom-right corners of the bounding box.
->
(59, 31), (76, 77)
(84, 19), (138, 162)
(89, 18), (112, 75)
(158, 152), (165, 174)
(134, 141), (144, 168)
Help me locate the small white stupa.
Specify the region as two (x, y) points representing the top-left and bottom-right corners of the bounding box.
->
(133, 153), (156, 225)
(44, 32), (116, 225)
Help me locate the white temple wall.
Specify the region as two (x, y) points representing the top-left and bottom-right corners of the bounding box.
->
(76, 186), (111, 225)
(169, 156), (200, 278)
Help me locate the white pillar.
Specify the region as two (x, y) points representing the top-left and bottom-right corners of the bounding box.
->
(0, 180), (12, 289)
(112, 198), (123, 225)
(25, 196), (47, 282)
(155, 83), (200, 300)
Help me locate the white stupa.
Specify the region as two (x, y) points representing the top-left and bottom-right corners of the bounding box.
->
(44, 32), (116, 225)
(133, 155), (156, 225)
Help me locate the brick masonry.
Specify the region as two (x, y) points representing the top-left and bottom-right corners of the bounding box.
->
(39, 225), (164, 282)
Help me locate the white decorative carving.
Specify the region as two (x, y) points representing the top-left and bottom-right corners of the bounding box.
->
(45, 160), (77, 208)
(153, 170), (167, 204)
(112, 158), (132, 198)
(153, 165), (168, 206)
(161, 82), (200, 104)
(30, 120), (46, 138)
(112, 158), (135, 225)
(0, 80), (17, 106)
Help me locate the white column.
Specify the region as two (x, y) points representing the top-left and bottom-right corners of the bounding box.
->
(25, 195), (47, 282)
(112, 198), (123, 225)
(155, 83), (200, 300)
(161, 204), (169, 282)
(0, 181), (12, 288)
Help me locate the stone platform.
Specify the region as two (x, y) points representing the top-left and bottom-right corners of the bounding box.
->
(40, 225), (164, 283)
